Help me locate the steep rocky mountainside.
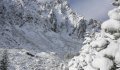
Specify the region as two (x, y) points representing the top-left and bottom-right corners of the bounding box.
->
(0, 0), (87, 58)
(0, 0), (101, 57)
(0, 0), (101, 70)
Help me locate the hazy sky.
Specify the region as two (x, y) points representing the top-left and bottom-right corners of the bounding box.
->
(68, 0), (114, 21)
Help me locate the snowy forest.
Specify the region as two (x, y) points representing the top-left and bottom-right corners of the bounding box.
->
(0, 0), (120, 70)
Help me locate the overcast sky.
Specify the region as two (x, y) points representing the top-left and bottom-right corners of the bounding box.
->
(68, 0), (114, 21)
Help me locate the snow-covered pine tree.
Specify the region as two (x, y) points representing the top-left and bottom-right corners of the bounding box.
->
(68, 2), (120, 70)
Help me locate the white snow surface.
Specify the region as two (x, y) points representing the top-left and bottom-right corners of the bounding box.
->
(108, 7), (120, 20)
(0, 49), (65, 70)
(101, 19), (120, 33)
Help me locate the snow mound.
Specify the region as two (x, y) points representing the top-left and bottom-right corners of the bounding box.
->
(108, 8), (120, 21)
(101, 19), (120, 34)
(90, 38), (108, 49)
(92, 57), (113, 70)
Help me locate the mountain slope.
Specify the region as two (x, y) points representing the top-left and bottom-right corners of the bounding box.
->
(0, 0), (102, 70)
(0, 0), (88, 59)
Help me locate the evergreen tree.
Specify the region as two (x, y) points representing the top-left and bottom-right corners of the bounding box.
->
(68, 3), (120, 70)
